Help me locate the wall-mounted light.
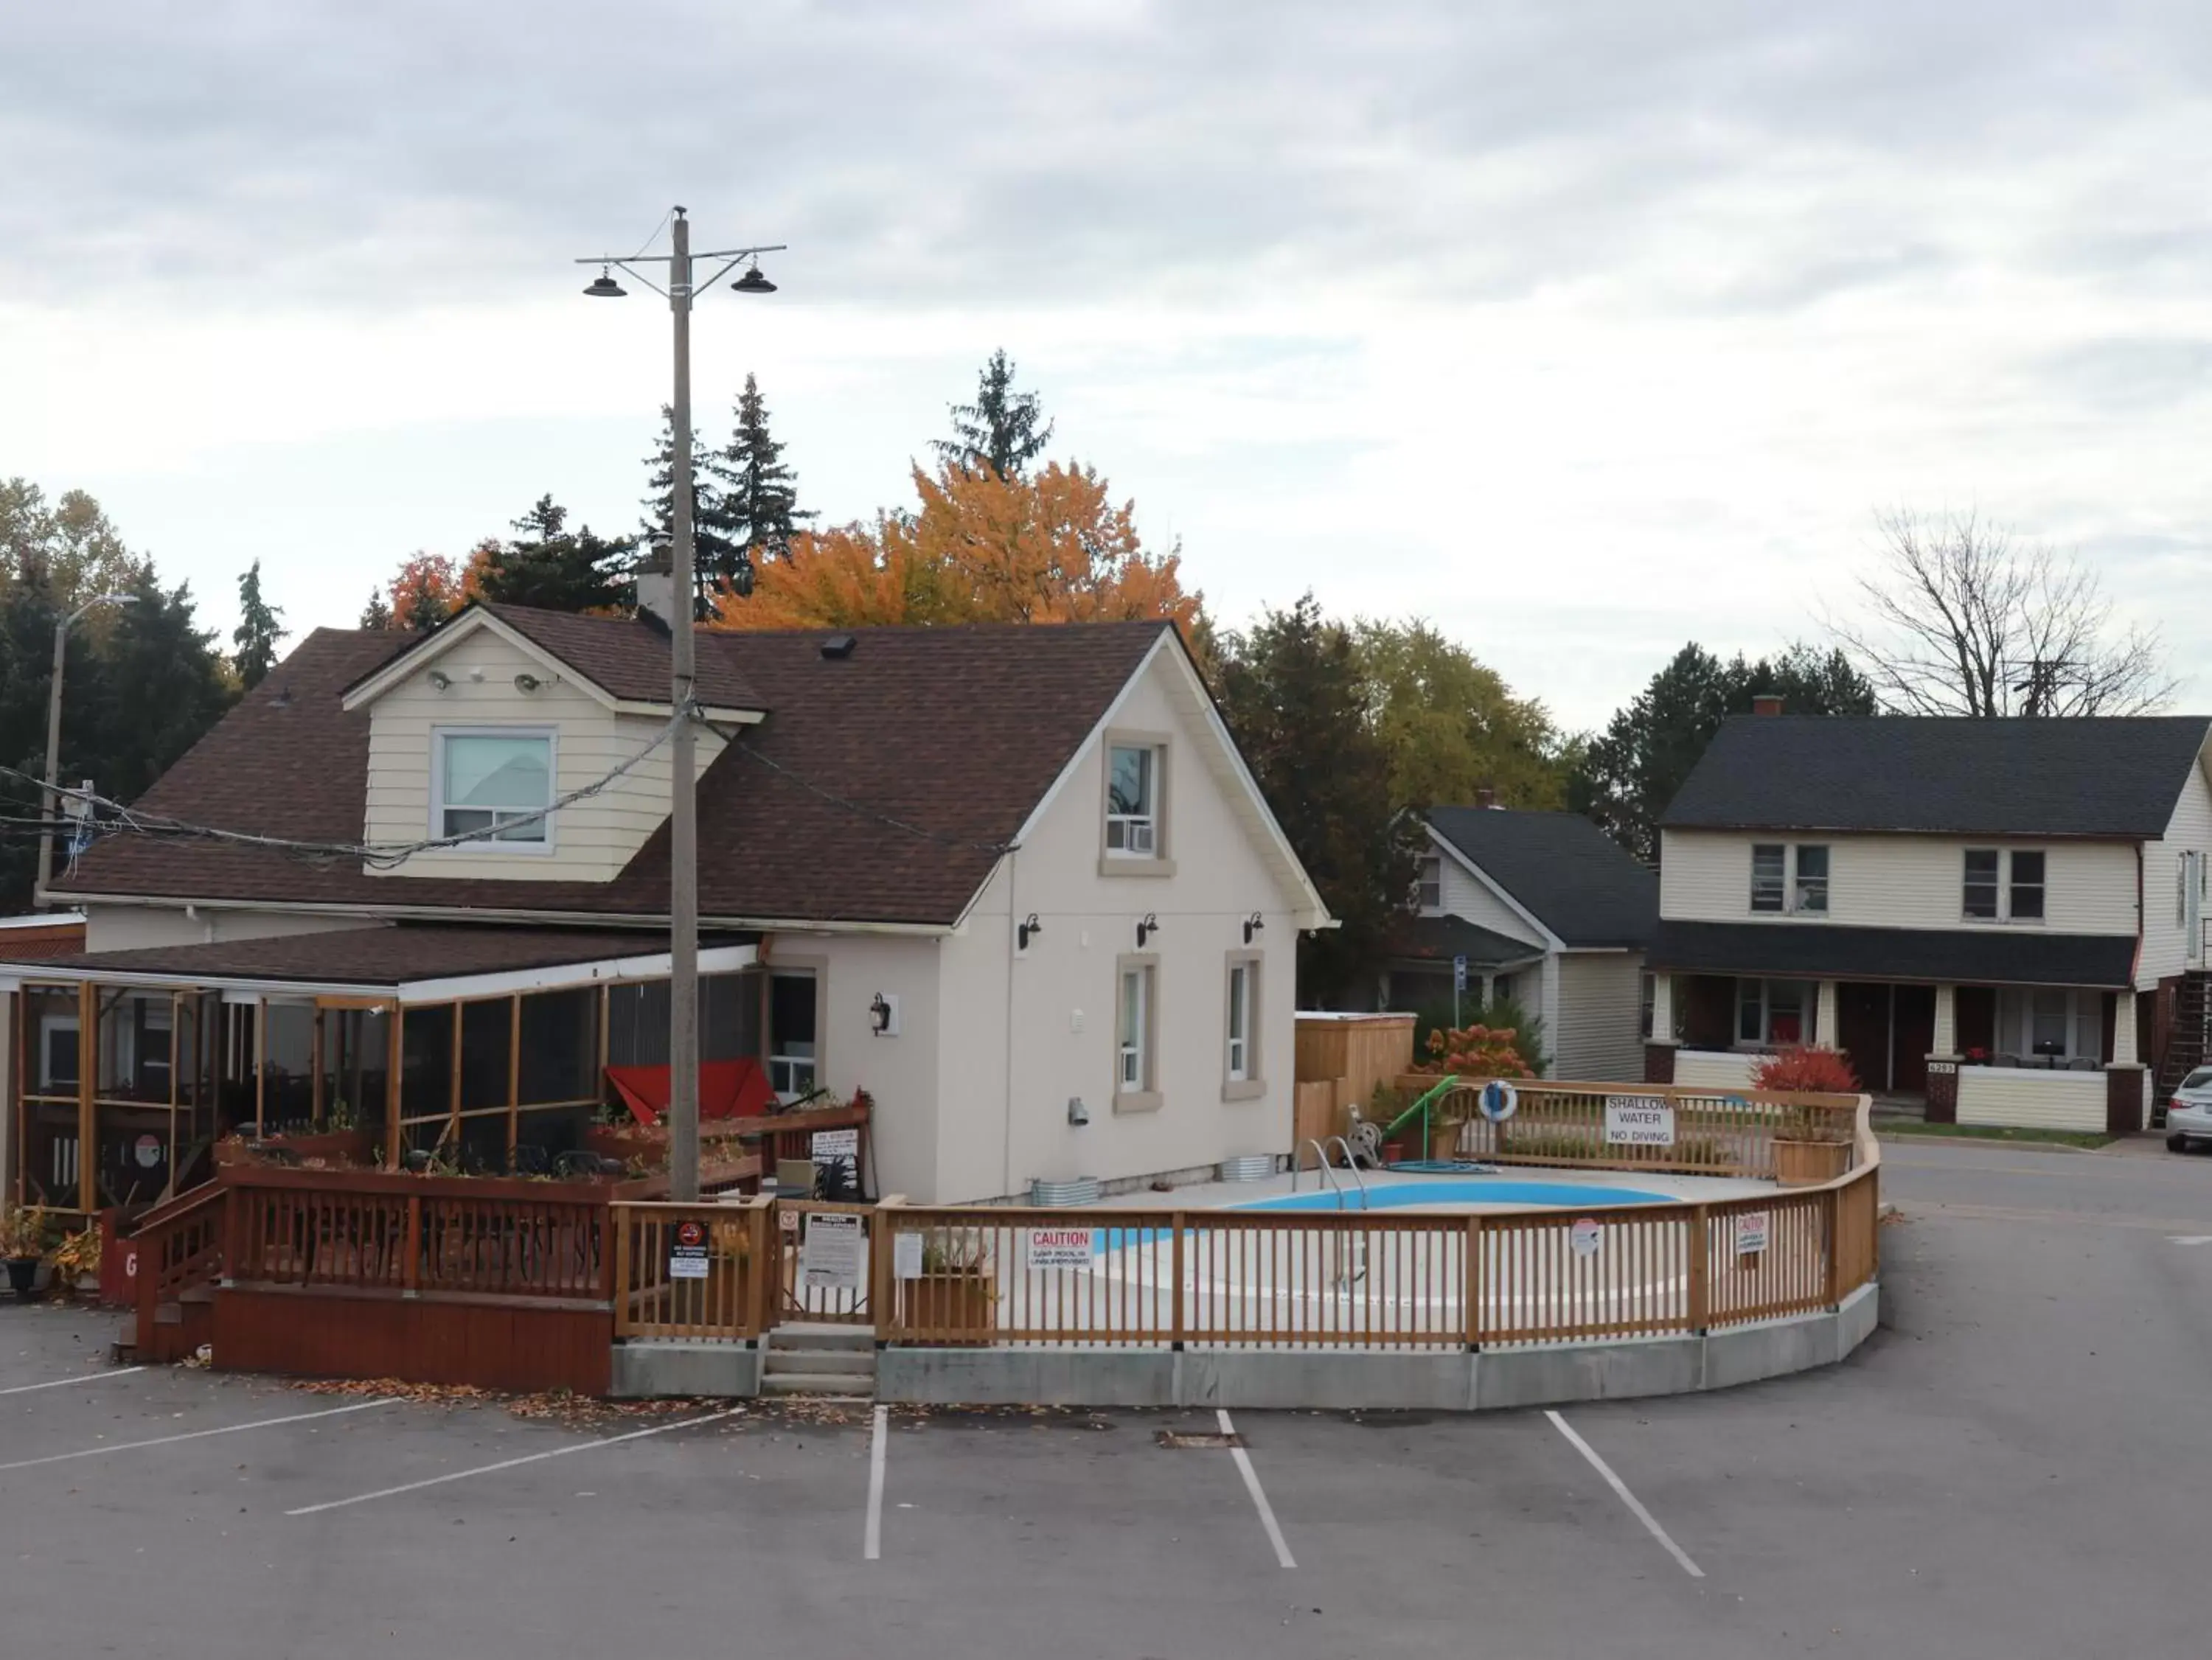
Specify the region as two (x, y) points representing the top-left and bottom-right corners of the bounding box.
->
(1135, 913), (1158, 949)
(1018, 913), (1042, 951)
(514, 672), (541, 694)
(426, 669), (451, 691)
(1242, 913), (1265, 946)
(869, 992), (901, 1037)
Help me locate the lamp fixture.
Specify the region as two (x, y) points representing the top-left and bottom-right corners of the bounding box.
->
(1018, 913), (1042, 951)
(731, 259), (776, 294)
(1242, 913), (1265, 945)
(1135, 913), (1158, 949)
(584, 265), (626, 298)
(426, 669), (451, 691)
(514, 672), (541, 694)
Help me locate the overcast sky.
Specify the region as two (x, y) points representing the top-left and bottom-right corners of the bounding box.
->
(5, 1), (2209, 729)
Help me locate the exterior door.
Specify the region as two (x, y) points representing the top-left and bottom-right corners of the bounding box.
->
(1837, 983), (1891, 1092)
(1892, 986), (1935, 1095)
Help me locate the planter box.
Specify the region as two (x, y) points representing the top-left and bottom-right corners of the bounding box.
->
(895, 1274), (997, 1345)
(1774, 1138), (1851, 1187)
(1429, 1120), (1465, 1161)
(217, 1129), (375, 1168)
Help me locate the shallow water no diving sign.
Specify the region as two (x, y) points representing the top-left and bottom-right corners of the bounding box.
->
(1603, 1094), (1676, 1147)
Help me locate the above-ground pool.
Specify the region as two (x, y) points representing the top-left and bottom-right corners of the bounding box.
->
(1242, 1176), (1672, 1214)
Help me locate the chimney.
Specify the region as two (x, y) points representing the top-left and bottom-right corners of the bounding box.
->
(635, 537), (677, 632)
(1476, 787), (1498, 809)
(1751, 693), (1784, 717)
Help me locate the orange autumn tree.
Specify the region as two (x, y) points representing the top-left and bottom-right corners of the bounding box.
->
(371, 548), (493, 631)
(712, 460), (1203, 636)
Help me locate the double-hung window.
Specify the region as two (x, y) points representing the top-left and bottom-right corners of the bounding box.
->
(1963, 850), (2001, 919)
(1416, 854), (1442, 913)
(2009, 851), (2046, 920)
(768, 971), (819, 1100)
(1223, 957), (1262, 1095)
(435, 730), (554, 848)
(1752, 843), (1827, 913)
(1750, 844), (1787, 912)
(1737, 977), (1812, 1047)
(1106, 744), (1158, 857)
(1793, 845), (1829, 913)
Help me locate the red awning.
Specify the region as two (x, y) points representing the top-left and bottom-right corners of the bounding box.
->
(603, 1060), (776, 1128)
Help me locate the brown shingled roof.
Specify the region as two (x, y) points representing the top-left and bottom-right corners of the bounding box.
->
(479, 604), (767, 711)
(56, 613), (1172, 927)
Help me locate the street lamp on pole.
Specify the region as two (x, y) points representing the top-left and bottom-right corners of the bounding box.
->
(38, 590), (139, 907)
(575, 208), (785, 1203)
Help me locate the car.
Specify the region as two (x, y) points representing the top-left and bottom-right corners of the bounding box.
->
(2166, 1068), (2212, 1152)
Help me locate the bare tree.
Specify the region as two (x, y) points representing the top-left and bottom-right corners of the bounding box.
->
(1830, 510), (2176, 716)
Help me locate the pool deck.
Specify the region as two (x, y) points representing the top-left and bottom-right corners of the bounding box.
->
(1099, 1163), (1775, 1213)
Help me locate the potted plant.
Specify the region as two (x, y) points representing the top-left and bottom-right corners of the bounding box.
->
(1, 1204), (51, 1302)
(897, 1225), (996, 1345)
(1752, 1047), (1860, 1186)
(49, 1222), (102, 1300)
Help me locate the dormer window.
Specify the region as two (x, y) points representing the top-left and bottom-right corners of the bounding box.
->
(434, 730), (554, 849)
(1416, 853), (1442, 913)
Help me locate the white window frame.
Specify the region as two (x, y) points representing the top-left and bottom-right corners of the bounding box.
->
(431, 727), (558, 855)
(1416, 853), (1442, 913)
(1964, 847), (2046, 924)
(1100, 731), (1174, 875)
(1223, 952), (1264, 1099)
(1752, 843), (1828, 916)
(767, 968), (820, 1101)
(1750, 843), (1787, 913)
(1993, 986), (2102, 1063)
(38, 1012), (79, 1091)
(1735, 977), (1814, 1048)
(1114, 955), (1161, 1111)
(1792, 844), (1829, 915)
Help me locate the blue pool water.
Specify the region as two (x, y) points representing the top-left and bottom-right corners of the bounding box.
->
(1239, 1178), (1672, 1214)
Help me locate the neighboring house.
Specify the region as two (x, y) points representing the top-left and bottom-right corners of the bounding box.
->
(1380, 806), (1658, 1081)
(4, 598), (1327, 1210)
(1646, 708), (2212, 1134)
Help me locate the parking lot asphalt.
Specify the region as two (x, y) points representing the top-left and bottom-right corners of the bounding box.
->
(6, 1137), (2212, 1659)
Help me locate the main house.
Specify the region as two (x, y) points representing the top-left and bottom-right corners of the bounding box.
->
(1644, 708), (2212, 1133)
(1384, 806), (1657, 1080)
(1, 600), (1326, 1210)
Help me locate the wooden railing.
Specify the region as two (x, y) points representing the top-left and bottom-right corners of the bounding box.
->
(133, 1181), (228, 1359)
(864, 1096), (1881, 1350)
(611, 1198), (775, 1342)
(1397, 1076), (1862, 1179)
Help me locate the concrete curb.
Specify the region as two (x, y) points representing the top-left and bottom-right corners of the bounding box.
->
(869, 1283), (1880, 1412)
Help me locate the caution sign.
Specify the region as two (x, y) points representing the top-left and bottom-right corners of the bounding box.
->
(1734, 1210), (1771, 1256)
(669, 1217), (709, 1280)
(1026, 1227), (1096, 1269)
(1603, 1094), (1677, 1147)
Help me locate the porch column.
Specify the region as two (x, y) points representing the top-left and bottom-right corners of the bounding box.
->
(1816, 980), (1839, 1048)
(1926, 984), (1961, 1123)
(2106, 988), (2145, 1136)
(1644, 974), (1677, 1084)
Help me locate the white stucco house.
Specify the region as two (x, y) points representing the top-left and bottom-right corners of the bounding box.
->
(1646, 707), (2212, 1134)
(1377, 806), (1658, 1081)
(5, 599), (1328, 1210)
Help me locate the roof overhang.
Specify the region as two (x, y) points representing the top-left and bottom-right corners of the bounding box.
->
(339, 607), (764, 725)
(0, 941), (759, 1005)
(1649, 919), (2136, 991)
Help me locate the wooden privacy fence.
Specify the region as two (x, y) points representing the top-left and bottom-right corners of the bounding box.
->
(1399, 1076), (1862, 1179)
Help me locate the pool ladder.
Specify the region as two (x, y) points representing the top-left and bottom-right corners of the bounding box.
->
(1295, 1136), (1371, 1212)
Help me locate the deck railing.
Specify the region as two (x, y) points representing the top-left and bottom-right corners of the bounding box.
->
(1396, 1076), (1862, 1179)
(611, 1198), (775, 1342)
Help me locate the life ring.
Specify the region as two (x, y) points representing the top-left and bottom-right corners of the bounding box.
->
(1478, 1080), (1519, 1123)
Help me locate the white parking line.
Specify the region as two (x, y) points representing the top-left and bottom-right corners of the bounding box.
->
(1545, 1410), (1705, 1579)
(0, 1397), (397, 1471)
(1217, 1409), (1296, 1569)
(0, 1365), (145, 1398)
(864, 1405), (888, 1560)
(285, 1409), (742, 1516)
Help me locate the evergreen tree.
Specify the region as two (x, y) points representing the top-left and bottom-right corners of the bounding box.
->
(474, 495), (631, 613)
(640, 405), (732, 583)
(932, 349), (1054, 480)
(231, 559), (286, 689)
(1213, 595), (1422, 1008)
(359, 589), (394, 630)
(700, 374), (813, 576)
(1570, 643), (1878, 863)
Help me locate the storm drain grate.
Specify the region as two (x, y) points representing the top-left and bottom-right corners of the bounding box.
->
(1155, 1430), (1241, 1450)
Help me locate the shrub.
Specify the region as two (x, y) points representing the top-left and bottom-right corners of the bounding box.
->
(1751, 1045), (1860, 1095)
(1411, 994), (1548, 1075)
(1413, 1023), (1538, 1080)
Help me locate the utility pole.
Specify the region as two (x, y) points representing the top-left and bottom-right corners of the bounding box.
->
(578, 211), (782, 1202)
(666, 210), (701, 1202)
(38, 592), (138, 905)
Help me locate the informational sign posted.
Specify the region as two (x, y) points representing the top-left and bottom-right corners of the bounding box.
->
(1603, 1094), (1677, 1147)
(893, 1232), (925, 1281)
(1734, 1210), (1771, 1256)
(1026, 1227), (1096, 1269)
(801, 1212), (866, 1292)
(810, 1126), (860, 1179)
(669, 1218), (709, 1280)
(1570, 1216), (1602, 1258)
